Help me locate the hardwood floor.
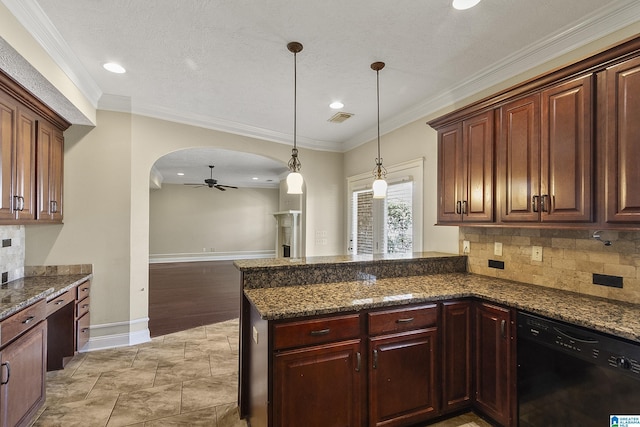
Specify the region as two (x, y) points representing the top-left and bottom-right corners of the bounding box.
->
(148, 260), (241, 337)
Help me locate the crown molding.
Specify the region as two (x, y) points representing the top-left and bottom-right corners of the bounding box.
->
(2, 0), (102, 107)
(342, 0), (640, 152)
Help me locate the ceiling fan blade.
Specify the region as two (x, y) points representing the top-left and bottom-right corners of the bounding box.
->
(184, 183), (205, 187)
(215, 186), (226, 191)
(217, 184), (238, 189)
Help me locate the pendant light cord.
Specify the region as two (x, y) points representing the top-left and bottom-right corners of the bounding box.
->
(287, 42), (303, 173)
(371, 61), (386, 179)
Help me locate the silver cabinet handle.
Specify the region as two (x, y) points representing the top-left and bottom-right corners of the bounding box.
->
(310, 328), (330, 336)
(373, 349), (378, 369)
(396, 317), (414, 324)
(501, 319), (506, 339)
(55, 299), (65, 305)
(22, 316), (35, 325)
(356, 352), (361, 372)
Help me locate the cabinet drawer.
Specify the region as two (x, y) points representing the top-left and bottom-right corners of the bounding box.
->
(368, 304), (438, 336)
(76, 296), (90, 319)
(0, 299), (46, 346)
(76, 312), (90, 351)
(273, 314), (360, 350)
(76, 280), (91, 301)
(46, 290), (75, 316)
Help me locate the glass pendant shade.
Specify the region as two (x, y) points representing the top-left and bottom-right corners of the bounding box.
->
(372, 177), (387, 199)
(287, 171), (303, 194)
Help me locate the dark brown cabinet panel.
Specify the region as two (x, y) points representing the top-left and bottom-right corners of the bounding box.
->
(437, 110), (494, 223)
(474, 302), (514, 427)
(36, 120), (64, 222)
(441, 301), (472, 414)
(273, 339), (363, 427)
(369, 329), (438, 427)
(0, 320), (47, 427)
(497, 94), (541, 222)
(603, 56), (640, 223)
(540, 75), (593, 222)
(0, 93), (15, 221)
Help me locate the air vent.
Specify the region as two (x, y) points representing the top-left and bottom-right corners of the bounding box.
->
(328, 112), (354, 123)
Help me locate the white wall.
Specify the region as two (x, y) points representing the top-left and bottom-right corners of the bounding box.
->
(149, 184), (279, 255)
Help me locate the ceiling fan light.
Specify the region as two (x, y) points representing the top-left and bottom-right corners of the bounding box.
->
(452, 0), (481, 10)
(286, 171), (304, 194)
(372, 178), (387, 199)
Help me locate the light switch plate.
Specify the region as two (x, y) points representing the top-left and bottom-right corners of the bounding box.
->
(494, 242), (503, 256)
(462, 240), (470, 254)
(532, 246), (543, 262)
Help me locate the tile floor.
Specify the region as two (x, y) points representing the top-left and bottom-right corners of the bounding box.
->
(33, 318), (493, 427)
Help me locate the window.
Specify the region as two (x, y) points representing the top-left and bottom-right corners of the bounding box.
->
(347, 159), (423, 255)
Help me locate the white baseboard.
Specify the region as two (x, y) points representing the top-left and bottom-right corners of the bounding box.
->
(81, 317), (151, 352)
(149, 250), (275, 264)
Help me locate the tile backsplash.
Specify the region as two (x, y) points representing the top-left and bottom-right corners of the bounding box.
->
(460, 227), (640, 304)
(0, 225), (25, 282)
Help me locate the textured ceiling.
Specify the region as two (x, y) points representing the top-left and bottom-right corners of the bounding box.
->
(3, 0), (640, 187)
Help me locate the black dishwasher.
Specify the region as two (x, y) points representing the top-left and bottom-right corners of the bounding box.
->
(517, 312), (640, 427)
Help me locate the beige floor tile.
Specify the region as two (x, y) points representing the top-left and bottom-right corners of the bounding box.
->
(216, 403), (247, 427)
(162, 326), (208, 343)
(209, 352), (239, 376)
(106, 383), (182, 427)
(144, 407), (218, 426)
(86, 366), (158, 399)
(45, 372), (100, 404)
(33, 395), (118, 427)
(153, 355), (212, 387)
(185, 335), (235, 358)
(181, 373), (238, 413)
(135, 341), (186, 362)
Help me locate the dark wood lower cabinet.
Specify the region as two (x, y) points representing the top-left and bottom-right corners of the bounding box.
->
(441, 301), (472, 414)
(244, 300), (516, 427)
(474, 302), (515, 427)
(369, 329), (438, 427)
(273, 339), (363, 427)
(0, 320), (47, 427)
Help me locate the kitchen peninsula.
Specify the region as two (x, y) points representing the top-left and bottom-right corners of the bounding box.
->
(236, 252), (640, 427)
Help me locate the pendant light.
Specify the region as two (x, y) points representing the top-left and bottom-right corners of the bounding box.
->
(371, 61), (387, 199)
(286, 42), (304, 194)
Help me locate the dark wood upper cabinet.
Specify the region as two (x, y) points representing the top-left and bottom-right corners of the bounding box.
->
(603, 56), (640, 223)
(497, 94), (540, 223)
(438, 110), (493, 223)
(36, 120), (64, 222)
(498, 75), (593, 224)
(540, 74), (593, 222)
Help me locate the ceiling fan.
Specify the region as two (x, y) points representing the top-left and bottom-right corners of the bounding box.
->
(184, 165), (238, 191)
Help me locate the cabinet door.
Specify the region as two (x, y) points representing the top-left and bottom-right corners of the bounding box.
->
(604, 56), (640, 223)
(437, 122), (464, 222)
(273, 339), (363, 427)
(474, 302), (513, 427)
(0, 321), (47, 427)
(463, 111), (494, 222)
(369, 329), (438, 427)
(13, 105), (36, 221)
(441, 301), (472, 414)
(498, 94), (540, 222)
(0, 93), (15, 221)
(541, 75), (593, 222)
(36, 120), (64, 222)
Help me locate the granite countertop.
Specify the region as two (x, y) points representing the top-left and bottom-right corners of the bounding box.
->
(234, 252), (459, 270)
(244, 272), (640, 343)
(0, 274), (92, 321)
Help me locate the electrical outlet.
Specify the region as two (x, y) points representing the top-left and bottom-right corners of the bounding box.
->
(462, 240), (470, 254)
(494, 242), (503, 256)
(532, 246), (543, 262)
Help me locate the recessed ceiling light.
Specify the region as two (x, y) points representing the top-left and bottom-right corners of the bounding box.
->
(177, 172), (184, 176)
(452, 0), (481, 10)
(252, 177), (259, 180)
(329, 101), (344, 109)
(103, 62), (126, 74)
